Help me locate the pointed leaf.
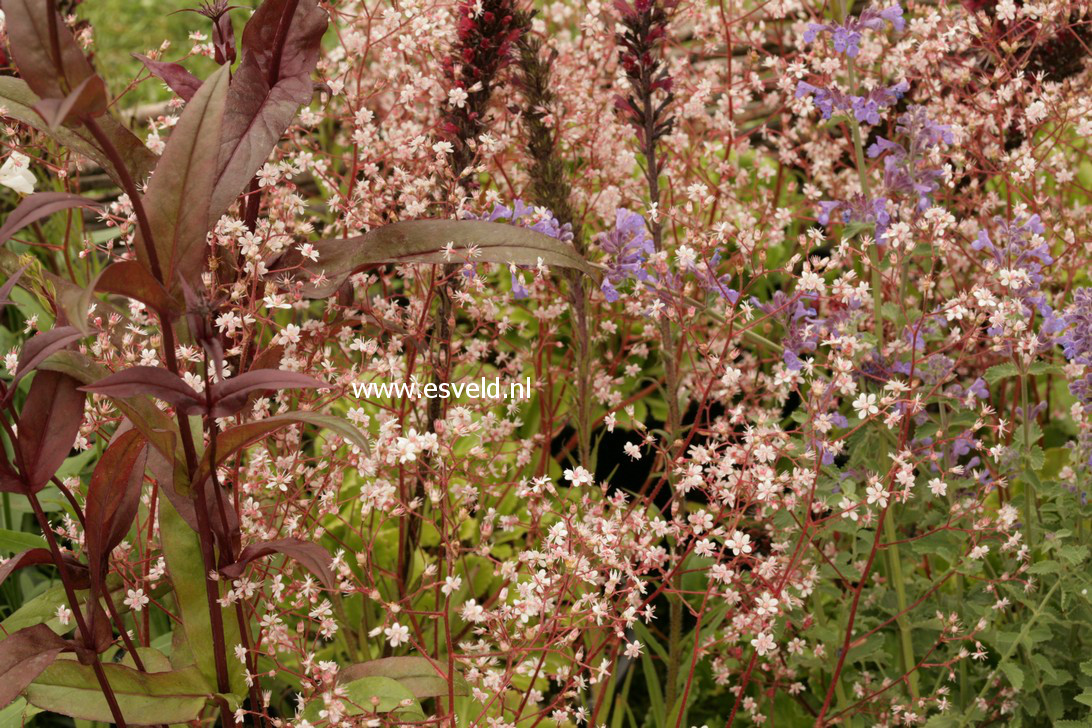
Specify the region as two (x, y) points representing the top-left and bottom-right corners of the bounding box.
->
(132, 54), (201, 102)
(11, 326), (82, 387)
(17, 370), (86, 491)
(95, 260), (181, 316)
(0, 549), (90, 591)
(32, 75), (108, 129)
(208, 369), (325, 417)
(0, 624), (70, 710)
(79, 366), (204, 415)
(0, 264), (28, 307)
(137, 64), (230, 293)
(24, 660), (212, 724)
(212, 0), (328, 218)
(285, 220), (597, 298)
(0, 192), (100, 247)
(0, 77), (157, 186)
(84, 429), (148, 583)
(157, 496), (245, 695)
(0, 0), (98, 101)
(194, 410), (368, 485)
(40, 352), (178, 460)
(221, 538), (334, 591)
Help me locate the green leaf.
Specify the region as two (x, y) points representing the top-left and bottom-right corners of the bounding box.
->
(158, 495), (245, 696)
(0, 698), (39, 728)
(1000, 662), (1024, 690)
(1080, 658), (1092, 677)
(136, 64), (229, 293)
(194, 410), (369, 485)
(302, 676), (424, 722)
(0, 529), (47, 554)
(1077, 691), (1092, 708)
(25, 659), (211, 724)
(289, 220), (598, 298)
(339, 656), (469, 700)
(985, 362), (1019, 384)
(0, 77), (156, 186)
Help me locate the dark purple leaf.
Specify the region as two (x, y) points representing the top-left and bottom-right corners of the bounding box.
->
(211, 0), (328, 217)
(136, 64), (229, 294)
(0, 0), (99, 102)
(84, 429), (148, 584)
(32, 74), (108, 128)
(0, 192), (101, 247)
(17, 371), (86, 492)
(95, 261), (180, 316)
(132, 54), (202, 102)
(221, 538), (334, 590)
(213, 12), (237, 66)
(0, 623), (71, 709)
(0, 461), (25, 494)
(208, 369), (324, 417)
(0, 548), (90, 590)
(12, 326), (83, 387)
(79, 366), (204, 415)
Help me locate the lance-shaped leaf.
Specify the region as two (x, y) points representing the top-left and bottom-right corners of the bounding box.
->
(221, 538), (335, 590)
(136, 64), (230, 293)
(132, 54), (201, 102)
(24, 660), (212, 724)
(0, 0), (100, 103)
(207, 369), (325, 417)
(84, 429), (148, 585)
(0, 264), (28, 308)
(41, 352), (178, 460)
(0, 549), (90, 591)
(194, 410), (369, 486)
(96, 261), (180, 317)
(11, 326), (82, 387)
(17, 371), (86, 492)
(79, 366), (204, 415)
(0, 192), (100, 247)
(32, 75), (109, 129)
(0, 624), (71, 711)
(0, 77), (157, 186)
(211, 0), (328, 218)
(339, 656), (470, 700)
(283, 220), (599, 298)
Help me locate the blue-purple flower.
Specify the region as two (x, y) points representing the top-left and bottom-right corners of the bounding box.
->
(598, 208), (656, 302)
(803, 4), (905, 57)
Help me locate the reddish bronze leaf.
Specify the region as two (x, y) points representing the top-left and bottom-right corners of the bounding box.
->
(0, 192), (100, 247)
(0, 0), (99, 102)
(17, 371), (86, 492)
(31, 75), (108, 128)
(79, 366), (204, 415)
(221, 538), (334, 590)
(132, 54), (202, 102)
(84, 429), (148, 584)
(0, 623), (71, 710)
(211, 0), (328, 217)
(0, 549), (90, 590)
(208, 369), (325, 417)
(12, 326), (83, 387)
(95, 261), (180, 316)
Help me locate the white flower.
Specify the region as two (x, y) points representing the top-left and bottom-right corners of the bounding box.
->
(928, 478), (948, 497)
(726, 530), (752, 556)
(124, 588), (149, 612)
(853, 393), (879, 419)
(55, 604), (72, 626)
(865, 482), (889, 509)
(441, 575), (462, 596)
(623, 442), (642, 460)
(448, 87), (469, 108)
(751, 632), (776, 656)
(563, 466), (593, 487)
(624, 641), (643, 659)
(384, 622), (410, 647)
(0, 152), (35, 194)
